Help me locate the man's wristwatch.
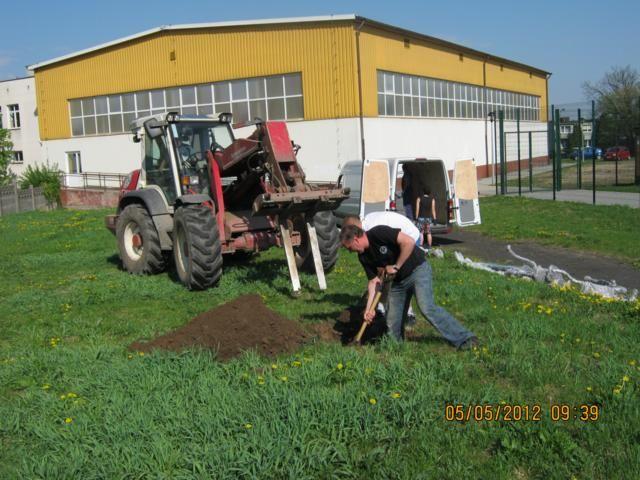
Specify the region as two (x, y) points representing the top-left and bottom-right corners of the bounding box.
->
(391, 264), (400, 272)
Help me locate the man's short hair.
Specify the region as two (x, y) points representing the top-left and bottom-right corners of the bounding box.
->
(342, 215), (361, 228)
(340, 224), (364, 244)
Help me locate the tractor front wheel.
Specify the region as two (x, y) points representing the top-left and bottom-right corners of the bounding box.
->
(116, 204), (166, 274)
(173, 204), (223, 290)
(294, 210), (340, 273)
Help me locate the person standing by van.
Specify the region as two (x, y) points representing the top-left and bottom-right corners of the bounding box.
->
(401, 164), (416, 220)
(415, 188), (437, 249)
(340, 224), (478, 348)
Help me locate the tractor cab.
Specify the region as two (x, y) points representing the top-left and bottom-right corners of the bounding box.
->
(133, 112), (235, 205)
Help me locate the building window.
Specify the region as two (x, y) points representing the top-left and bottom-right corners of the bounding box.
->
(66, 151), (82, 174)
(377, 70), (540, 121)
(8, 104), (21, 128)
(12, 151), (24, 163)
(69, 72), (304, 137)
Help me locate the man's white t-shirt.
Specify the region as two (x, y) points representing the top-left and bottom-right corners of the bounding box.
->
(362, 211), (420, 244)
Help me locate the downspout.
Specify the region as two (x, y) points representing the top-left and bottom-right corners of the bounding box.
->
(483, 58), (489, 179)
(355, 19), (366, 161)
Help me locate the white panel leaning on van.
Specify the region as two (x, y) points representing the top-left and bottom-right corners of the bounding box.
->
(335, 157), (481, 233)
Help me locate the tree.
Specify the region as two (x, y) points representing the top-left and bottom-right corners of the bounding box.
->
(0, 127), (15, 186)
(583, 66), (640, 149)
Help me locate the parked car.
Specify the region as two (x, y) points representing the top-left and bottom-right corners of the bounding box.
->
(604, 146), (631, 161)
(569, 147), (602, 160)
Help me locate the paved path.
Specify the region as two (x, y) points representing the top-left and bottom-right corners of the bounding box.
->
(477, 168), (640, 208)
(434, 230), (640, 291)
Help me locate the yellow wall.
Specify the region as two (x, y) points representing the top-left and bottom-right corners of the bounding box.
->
(35, 23), (357, 140)
(358, 24), (548, 120)
(34, 20), (548, 140)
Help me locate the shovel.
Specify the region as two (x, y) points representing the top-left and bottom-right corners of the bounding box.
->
(352, 272), (388, 345)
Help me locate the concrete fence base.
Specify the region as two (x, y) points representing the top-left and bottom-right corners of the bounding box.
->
(61, 188), (120, 209)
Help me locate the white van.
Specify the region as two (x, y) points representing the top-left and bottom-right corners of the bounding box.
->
(335, 157), (481, 233)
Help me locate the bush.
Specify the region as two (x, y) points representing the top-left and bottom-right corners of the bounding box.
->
(19, 164), (62, 207)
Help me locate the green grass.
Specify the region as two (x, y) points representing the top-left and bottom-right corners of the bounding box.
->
(1, 209), (640, 478)
(470, 196), (640, 267)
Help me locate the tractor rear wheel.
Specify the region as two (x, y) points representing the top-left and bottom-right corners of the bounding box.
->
(116, 204), (166, 274)
(295, 210), (340, 273)
(173, 204), (223, 290)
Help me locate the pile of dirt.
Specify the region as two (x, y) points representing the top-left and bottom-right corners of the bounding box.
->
(130, 294), (312, 361)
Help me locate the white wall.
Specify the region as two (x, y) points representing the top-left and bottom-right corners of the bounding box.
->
(42, 133), (141, 175)
(0, 76), (42, 177)
(363, 117), (548, 173)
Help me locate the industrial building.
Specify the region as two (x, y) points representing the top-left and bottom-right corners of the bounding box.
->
(26, 15), (550, 182)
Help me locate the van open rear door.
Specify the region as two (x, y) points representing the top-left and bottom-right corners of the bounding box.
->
(453, 159), (481, 226)
(359, 159), (390, 218)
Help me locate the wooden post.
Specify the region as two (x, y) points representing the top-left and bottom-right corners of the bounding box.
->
(30, 185), (36, 210)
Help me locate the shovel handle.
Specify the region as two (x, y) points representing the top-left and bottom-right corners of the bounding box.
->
(354, 289), (383, 344)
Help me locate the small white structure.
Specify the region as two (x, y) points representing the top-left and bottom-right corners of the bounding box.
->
(0, 76), (42, 177)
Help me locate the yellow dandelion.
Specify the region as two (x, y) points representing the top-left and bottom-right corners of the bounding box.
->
(64, 417), (73, 424)
(560, 333), (565, 337)
(613, 388), (621, 395)
(622, 375), (630, 383)
(586, 386), (592, 392)
(391, 392), (401, 399)
(291, 361), (301, 367)
(280, 376), (288, 382)
(42, 384), (50, 390)
(337, 363), (344, 370)
(575, 338), (581, 343)
(593, 352), (601, 359)
(244, 423), (253, 429)
(60, 394), (67, 400)
(271, 364), (278, 370)
(137, 351), (145, 357)
(127, 354), (133, 360)
(241, 373), (249, 379)
(67, 392), (77, 398)
(369, 398), (377, 405)
(258, 379), (265, 385)
(365, 368), (373, 375)
(629, 360), (637, 366)
(499, 400), (506, 405)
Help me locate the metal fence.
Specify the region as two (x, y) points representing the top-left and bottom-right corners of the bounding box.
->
(60, 172), (127, 190)
(492, 102), (640, 204)
(0, 182), (49, 216)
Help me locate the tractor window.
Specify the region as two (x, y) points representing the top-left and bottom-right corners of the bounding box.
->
(144, 134), (177, 203)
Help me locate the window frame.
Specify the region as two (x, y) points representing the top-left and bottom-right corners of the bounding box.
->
(8, 104), (21, 129)
(66, 151), (82, 174)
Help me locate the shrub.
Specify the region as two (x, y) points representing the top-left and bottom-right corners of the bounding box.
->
(19, 164), (62, 207)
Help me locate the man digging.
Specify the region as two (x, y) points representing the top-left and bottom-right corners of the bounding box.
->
(340, 224), (478, 349)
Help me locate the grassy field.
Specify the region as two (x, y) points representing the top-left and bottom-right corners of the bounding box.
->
(506, 159), (639, 193)
(469, 196), (640, 268)
(1, 208), (639, 479)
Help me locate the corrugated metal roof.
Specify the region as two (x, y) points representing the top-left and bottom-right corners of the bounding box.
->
(26, 15), (356, 70)
(26, 14), (549, 76)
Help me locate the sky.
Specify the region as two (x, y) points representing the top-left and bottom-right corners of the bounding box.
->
(2, 0), (638, 105)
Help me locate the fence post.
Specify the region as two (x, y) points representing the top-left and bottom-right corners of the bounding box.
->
(555, 109), (562, 191)
(499, 110), (506, 194)
(13, 181), (19, 213)
(528, 131), (533, 192)
(577, 108), (582, 189)
(552, 108), (558, 200)
(517, 108), (522, 196)
(592, 100), (596, 204)
(30, 185), (36, 210)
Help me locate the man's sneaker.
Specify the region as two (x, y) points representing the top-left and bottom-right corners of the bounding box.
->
(458, 336), (479, 351)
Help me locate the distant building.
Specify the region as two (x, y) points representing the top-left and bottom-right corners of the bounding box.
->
(0, 76), (42, 177)
(27, 15), (550, 181)
(559, 119), (593, 152)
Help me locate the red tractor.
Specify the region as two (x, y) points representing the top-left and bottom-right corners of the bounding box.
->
(106, 112), (349, 292)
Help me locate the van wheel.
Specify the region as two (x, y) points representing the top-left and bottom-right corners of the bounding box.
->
(294, 211), (340, 273)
